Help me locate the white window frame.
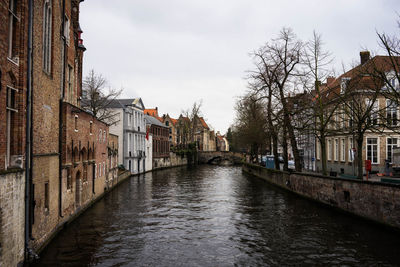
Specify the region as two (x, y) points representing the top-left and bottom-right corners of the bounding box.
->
(348, 137), (354, 162)
(341, 138), (345, 162)
(64, 14), (70, 45)
(334, 139), (339, 161)
(327, 139), (332, 161)
(366, 137), (379, 164)
(8, 0), (19, 61)
(6, 86), (18, 167)
(386, 137), (399, 163)
(366, 98), (379, 125)
(386, 99), (398, 126)
(103, 130), (106, 143)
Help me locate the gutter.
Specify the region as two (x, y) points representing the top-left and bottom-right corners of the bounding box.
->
(25, 0), (36, 261)
(58, 0), (66, 218)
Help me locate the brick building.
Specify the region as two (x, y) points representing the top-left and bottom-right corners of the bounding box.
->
(161, 114), (178, 146)
(145, 114), (169, 160)
(0, 0), (29, 265)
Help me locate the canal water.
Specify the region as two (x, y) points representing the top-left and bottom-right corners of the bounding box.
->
(33, 165), (400, 266)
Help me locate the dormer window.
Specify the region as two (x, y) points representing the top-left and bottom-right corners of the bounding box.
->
(340, 78), (350, 94)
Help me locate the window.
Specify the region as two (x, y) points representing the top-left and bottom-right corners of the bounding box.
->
(6, 86), (18, 167)
(316, 140), (320, 160)
(64, 15), (70, 45)
(348, 137), (354, 162)
(386, 99), (397, 126)
(99, 129), (102, 143)
(74, 115), (78, 131)
(366, 138), (378, 164)
(90, 121), (93, 134)
(103, 130), (106, 143)
(43, 0), (52, 73)
(340, 77), (350, 94)
(341, 138), (345, 162)
(327, 139), (331, 161)
(67, 168), (72, 190)
(8, 0), (19, 60)
(387, 138), (398, 163)
(95, 164), (97, 178)
(67, 65), (73, 101)
(44, 182), (49, 211)
(366, 99), (379, 125)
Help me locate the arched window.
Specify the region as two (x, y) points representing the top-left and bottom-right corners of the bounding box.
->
(43, 0), (52, 73)
(103, 130), (106, 143)
(99, 129), (102, 143)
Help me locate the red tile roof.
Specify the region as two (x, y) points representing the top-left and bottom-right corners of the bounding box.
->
(144, 108), (163, 122)
(144, 108), (159, 117)
(199, 117), (209, 130)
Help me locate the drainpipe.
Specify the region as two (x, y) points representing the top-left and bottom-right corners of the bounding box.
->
(58, 0), (66, 218)
(25, 0), (35, 261)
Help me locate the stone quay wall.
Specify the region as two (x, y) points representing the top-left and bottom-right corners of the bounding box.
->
(153, 152), (188, 170)
(243, 163), (400, 229)
(0, 171), (25, 267)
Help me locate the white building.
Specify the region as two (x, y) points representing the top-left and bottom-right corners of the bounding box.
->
(107, 98), (147, 174)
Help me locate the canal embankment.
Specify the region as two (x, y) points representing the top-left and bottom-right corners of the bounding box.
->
(243, 162), (400, 230)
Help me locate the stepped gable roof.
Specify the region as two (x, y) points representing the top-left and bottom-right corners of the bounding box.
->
(144, 114), (166, 127)
(199, 117), (209, 130)
(144, 108), (159, 117)
(144, 108), (164, 122)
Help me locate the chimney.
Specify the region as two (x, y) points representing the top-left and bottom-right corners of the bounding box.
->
(327, 76), (335, 85)
(360, 51), (370, 65)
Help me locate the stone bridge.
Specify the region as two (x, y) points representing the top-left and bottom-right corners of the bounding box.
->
(198, 151), (244, 165)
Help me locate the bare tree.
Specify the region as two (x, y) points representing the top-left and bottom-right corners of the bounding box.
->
(233, 94), (269, 162)
(82, 69), (122, 124)
(301, 31), (338, 175)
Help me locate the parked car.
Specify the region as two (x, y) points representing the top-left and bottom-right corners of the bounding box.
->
(288, 160), (295, 170)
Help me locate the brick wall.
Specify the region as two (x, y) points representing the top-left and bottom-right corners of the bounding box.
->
(0, 0), (28, 170)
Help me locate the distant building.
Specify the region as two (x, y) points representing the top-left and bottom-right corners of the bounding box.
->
(145, 115), (170, 168)
(162, 114), (178, 146)
(107, 99), (147, 173)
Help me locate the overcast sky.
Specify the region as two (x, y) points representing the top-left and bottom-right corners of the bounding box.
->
(80, 0), (399, 134)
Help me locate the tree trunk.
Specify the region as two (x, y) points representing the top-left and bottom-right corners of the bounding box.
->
(272, 133), (280, 170)
(357, 136), (364, 180)
(319, 134), (328, 176)
(282, 125), (289, 171)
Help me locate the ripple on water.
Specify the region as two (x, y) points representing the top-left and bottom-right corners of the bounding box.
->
(33, 166), (400, 267)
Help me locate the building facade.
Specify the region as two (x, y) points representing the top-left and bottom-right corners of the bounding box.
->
(0, 0), (29, 265)
(108, 98), (147, 174)
(145, 115), (170, 161)
(315, 52), (400, 175)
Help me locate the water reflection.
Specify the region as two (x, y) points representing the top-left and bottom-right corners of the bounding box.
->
(33, 165), (400, 266)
